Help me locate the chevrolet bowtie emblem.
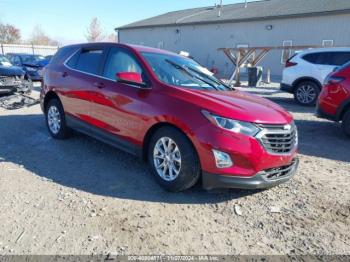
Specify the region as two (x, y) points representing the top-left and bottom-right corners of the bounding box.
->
(284, 125), (292, 130)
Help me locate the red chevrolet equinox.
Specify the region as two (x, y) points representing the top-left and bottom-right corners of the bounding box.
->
(41, 43), (299, 192)
(317, 61), (350, 137)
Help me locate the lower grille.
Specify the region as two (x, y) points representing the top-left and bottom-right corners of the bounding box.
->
(259, 159), (298, 181)
(256, 123), (298, 154)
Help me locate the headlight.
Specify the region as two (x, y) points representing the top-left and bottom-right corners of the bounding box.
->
(25, 67), (37, 72)
(202, 110), (260, 136)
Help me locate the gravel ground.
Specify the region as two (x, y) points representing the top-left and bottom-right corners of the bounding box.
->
(0, 87), (349, 256)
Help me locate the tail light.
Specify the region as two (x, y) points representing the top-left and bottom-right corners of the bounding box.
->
(285, 61), (297, 68)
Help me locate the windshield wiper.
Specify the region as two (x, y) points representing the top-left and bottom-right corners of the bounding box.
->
(187, 67), (232, 90)
(164, 59), (218, 90)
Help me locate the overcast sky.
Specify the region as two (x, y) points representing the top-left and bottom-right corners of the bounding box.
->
(0, 0), (257, 44)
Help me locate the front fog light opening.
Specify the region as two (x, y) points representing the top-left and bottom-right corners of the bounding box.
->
(212, 149), (233, 168)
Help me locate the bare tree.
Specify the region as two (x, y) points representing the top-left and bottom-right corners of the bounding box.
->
(86, 17), (104, 42)
(105, 33), (117, 42)
(29, 25), (59, 46)
(0, 23), (21, 43)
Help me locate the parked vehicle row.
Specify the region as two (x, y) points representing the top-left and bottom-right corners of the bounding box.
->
(281, 48), (350, 106)
(0, 54), (32, 95)
(0, 52), (55, 95)
(41, 43), (299, 192)
(6, 53), (50, 82)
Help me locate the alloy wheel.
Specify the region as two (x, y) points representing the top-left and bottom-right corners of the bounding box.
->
(47, 105), (61, 135)
(153, 137), (182, 181)
(296, 84), (317, 104)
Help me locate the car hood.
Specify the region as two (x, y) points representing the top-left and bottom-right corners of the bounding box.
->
(177, 88), (293, 124)
(0, 65), (25, 76)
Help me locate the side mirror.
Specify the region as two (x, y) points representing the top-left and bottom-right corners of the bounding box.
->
(116, 72), (148, 88)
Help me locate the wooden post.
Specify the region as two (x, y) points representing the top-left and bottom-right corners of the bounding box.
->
(0, 44), (4, 55)
(266, 68), (271, 84)
(235, 50), (241, 87)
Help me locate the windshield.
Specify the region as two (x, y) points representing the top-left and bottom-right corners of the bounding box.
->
(21, 55), (46, 64)
(0, 55), (12, 66)
(142, 52), (230, 91)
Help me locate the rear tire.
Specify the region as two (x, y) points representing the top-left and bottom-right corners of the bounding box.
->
(147, 126), (201, 192)
(294, 81), (320, 106)
(45, 98), (70, 139)
(342, 109), (350, 138)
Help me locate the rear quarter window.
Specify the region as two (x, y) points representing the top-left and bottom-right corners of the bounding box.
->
(74, 49), (104, 75)
(302, 52), (331, 65)
(50, 46), (79, 66)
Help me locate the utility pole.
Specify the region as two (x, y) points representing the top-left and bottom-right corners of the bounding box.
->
(218, 0), (223, 17)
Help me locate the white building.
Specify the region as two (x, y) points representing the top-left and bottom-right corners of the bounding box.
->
(117, 0), (350, 79)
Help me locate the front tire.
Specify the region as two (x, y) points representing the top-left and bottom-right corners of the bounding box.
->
(45, 99), (70, 139)
(342, 109), (350, 138)
(294, 81), (320, 106)
(147, 127), (201, 192)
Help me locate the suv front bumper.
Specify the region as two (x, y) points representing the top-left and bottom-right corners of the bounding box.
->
(203, 158), (299, 190)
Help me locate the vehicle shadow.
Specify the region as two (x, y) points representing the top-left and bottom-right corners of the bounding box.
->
(0, 113), (258, 204)
(295, 119), (350, 162)
(240, 88), (316, 114)
(267, 97), (316, 114)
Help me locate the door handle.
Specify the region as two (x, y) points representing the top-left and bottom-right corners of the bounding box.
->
(62, 72), (68, 78)
(94, 82), (105, 89)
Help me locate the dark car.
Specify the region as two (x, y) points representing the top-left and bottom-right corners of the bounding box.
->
(45, 55), (54, 62)
(41, 43), (298, 192)
(0, 54), (31, 94)
(6, 53), (49, 81)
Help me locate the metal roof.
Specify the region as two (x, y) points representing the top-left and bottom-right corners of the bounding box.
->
(117, 0), (350, 30)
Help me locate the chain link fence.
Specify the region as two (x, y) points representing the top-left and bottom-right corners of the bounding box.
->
(0, 43), (59, 56)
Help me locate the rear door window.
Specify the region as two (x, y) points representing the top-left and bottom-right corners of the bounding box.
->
(303, 51), (350, 66)
(74, 49), (104, 75)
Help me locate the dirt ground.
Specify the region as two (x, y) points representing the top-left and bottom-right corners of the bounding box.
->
(0, 86), (349, 256)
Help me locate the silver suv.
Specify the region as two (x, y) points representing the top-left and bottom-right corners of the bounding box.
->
(280, 48), (350, 106)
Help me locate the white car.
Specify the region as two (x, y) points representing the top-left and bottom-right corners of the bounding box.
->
(281, 48), (350, 106)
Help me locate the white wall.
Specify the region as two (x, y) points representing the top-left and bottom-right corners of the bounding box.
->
(119, 13), (350, 79)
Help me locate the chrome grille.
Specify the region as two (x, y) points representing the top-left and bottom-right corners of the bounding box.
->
(259, 159), (299, 181)
(256, 123), (298, 154)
